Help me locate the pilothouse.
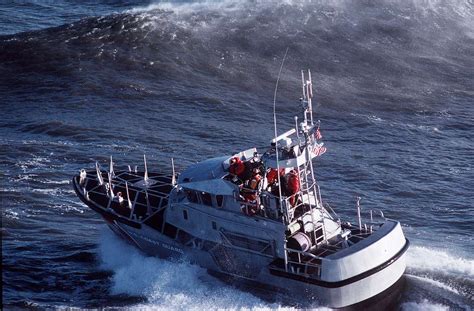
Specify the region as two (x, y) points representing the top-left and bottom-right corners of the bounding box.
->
(73, 70), (409, 308)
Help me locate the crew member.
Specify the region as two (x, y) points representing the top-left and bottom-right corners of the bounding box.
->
(229, 156), (260, 181)
(229, 157), (246, 179)
(241, 168), (262, 216)
(285, 170), (300, 206)
(266, 167), (285, 195)
(116, 192), (125, 206)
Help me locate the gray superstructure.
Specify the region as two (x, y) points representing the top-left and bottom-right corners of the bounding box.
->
(73, 70), (409, 308)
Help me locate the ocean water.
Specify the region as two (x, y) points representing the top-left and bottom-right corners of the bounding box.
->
(1, 0), (473, 309)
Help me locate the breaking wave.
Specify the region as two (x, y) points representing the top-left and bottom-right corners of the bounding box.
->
(401, 300), (450, 311)
(1, 0), (472, 112)
(407, 246), (474, 277)
(404, 246), (474, 310)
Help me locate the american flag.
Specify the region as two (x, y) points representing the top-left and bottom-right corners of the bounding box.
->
(313, 144), (327, 157)
(315, 127), (322, 140)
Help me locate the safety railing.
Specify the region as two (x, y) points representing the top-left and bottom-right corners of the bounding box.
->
(284, 247), (324, 277)
(323, 202), (340, 222)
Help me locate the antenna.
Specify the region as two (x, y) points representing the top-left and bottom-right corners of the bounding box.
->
(294, 116), (299, 141)
(107, 172), (114, 198)
(125, 181), (132, 210)
(96, 162), (104, 185)
(357, 196), (362, 231)
(308, 69), (314, 125)
(301, 70), (306, 100)
(171, 158), (176, 186)
(109, 156), (114, 178)
(273, 47), (289, 208)
(301, 70), (315, 126)
(143, 154), (148, 183)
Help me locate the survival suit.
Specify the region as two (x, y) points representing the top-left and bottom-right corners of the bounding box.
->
(241, 172), (262, 216)
(285, 169), (300, 206)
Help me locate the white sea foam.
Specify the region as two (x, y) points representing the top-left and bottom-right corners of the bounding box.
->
(98, 230), (328, 310)
(40, 179), (70, 185)
(14, 174), (33, 182)
(406, 246), (474, 277)
(401, 299), (449, 311)
(406, 274), (459, 295)
(130, 0), (242, 15)
(32, 188), (62, 195)
(52, 203), (85, 214)
(4, 209), (20, 220)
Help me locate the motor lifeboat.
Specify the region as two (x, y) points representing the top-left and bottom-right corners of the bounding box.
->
(72, 70), (409, 308)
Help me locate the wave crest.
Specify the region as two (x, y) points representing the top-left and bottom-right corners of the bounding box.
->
(407, 246), (474, 277)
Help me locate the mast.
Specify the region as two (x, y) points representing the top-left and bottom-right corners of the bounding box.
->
(301, 69), (314, 127)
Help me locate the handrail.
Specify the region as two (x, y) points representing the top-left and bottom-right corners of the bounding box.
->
(285, 247), (325, 261)
(283, 247), (324, 277)
(323, 202), (339, 221)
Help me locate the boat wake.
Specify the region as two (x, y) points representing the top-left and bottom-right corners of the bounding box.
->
(407, 246), (474, 277)
(98, 231), (473, 310)
(403, 246), (474, 310)
(98, 230), (313, 310)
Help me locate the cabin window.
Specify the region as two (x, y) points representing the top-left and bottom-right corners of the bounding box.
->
(183, 209), (188, 220)
(212, 221), (217, 230)
(215, 195), (224, 208)
(186, 190), (199, 203)
(200, 192), (212, 206)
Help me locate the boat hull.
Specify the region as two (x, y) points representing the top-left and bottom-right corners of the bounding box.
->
(73, 174), (408, 308)
(105, 214), (408, 309)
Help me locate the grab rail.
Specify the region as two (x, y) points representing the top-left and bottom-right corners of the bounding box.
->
(284, 247), (324, 277)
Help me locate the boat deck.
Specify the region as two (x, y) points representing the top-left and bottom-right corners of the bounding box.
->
(75, 169), (174, 220)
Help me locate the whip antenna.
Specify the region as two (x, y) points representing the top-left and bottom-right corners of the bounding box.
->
(273, 47), (289, 203)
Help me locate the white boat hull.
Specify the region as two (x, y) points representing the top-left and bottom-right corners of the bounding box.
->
(106, 216), (408, 308)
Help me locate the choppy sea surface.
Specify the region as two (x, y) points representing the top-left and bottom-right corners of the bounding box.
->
(1, 1), (473, 310)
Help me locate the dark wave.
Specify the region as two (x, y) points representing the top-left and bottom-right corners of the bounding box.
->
(20, 120), (94, 139)
(1, 1), (472, 112)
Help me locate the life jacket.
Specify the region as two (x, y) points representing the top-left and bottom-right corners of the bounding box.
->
(242, 173), (262, 216)
(241, 192), (260, 216)
(242, 173), (261, 201)
(286, 170), (300, 194)
(248, 173), (262, 190)
(229, 157), (245, 177)
(286, 170), (300, 206)
(266, 168), (285, 185)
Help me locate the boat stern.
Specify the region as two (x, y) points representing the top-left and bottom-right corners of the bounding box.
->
(319, 220), (409, 308)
